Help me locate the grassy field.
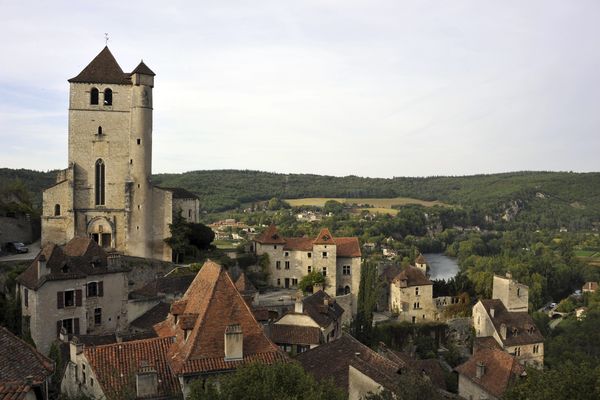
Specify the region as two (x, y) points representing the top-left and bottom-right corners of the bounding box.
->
(212, 240), (239, 250)
(285, 197), (450, 215)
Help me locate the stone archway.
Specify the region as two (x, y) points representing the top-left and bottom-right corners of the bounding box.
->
(87, 217), (115, 249)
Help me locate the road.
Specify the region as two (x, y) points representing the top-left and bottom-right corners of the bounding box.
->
(0, 240), (40, 262)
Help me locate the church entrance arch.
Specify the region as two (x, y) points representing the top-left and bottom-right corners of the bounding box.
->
(87, 217), (114, 249)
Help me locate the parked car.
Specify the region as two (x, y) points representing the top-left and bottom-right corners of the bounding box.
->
(5, 242), (29, 254)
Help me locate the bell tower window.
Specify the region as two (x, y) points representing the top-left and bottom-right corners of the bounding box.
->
(95, 159), (105, 206)
(97, 126), (102, 136)
(90, 88), (99, 105)
(103, 88), (112, 105)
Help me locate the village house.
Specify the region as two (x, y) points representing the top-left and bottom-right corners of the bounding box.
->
(16, 237), (129, 354)
(389, 257), (437, 322)
(297, 333), (403, 400)
(253, 225), (361, 314)
(472, 273), (544, 367)
(61, 260), (286, 399)
(455, 338), (525, 400)
(40, 46), (198, 262)
(0, 326), (55, 400)
(582, 281), (598, 293)
(269, 290), (344, 355)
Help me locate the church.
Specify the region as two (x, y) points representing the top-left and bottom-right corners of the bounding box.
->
(41, 47), (198, 261)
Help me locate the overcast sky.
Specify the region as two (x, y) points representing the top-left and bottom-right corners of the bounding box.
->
(1, 0), (599, 178)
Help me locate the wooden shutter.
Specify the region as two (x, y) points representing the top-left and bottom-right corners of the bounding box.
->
(74, 318), (80, 335)
(85, 283), (89, 298)
(75, 289), (83, 307)
(57, 291), (64, 309)
(56, 321), (62, 336)
(98, 281), (104, 297)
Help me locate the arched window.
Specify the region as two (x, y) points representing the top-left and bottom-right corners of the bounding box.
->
(103, 88), (112, 106)
(54, 204), (61, 216)
(90, 88), (99, 105)
(95, 159), (105, 206)
(97, 126), (102, 136)
(344, 286), (351, 295)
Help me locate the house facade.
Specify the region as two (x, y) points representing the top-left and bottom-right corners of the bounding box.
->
(253, 226), (361, 313)
(16, 237), (129, 354)
(389, 264), (437, 322)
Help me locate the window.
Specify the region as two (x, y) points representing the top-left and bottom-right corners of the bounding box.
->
(57, 289), (82, 309)
(95, 159), (105, 206)
(54, 204), (61, 216)
(97, 126), (102, 136)
(91, 378), (94, 387)
(517, 288), (521, 297)
(308, 266), (312, 273)
(533, 344), (539, 354)
(94, 308), (102, 325)
(322, 252), (328, 258)
(515, 347), (521, 356)
(273, 245), (277, 249)
(344, 285), (350, 295)
(188, 209), (192, 218)
(24, 288), (28, 308)
(307, 252), (312, 258)
(87, 282), (98, 297)
(60, 318), (80, 335)
(322, 267), (327, 277)
(342, 265), (351, 275)
(277, 278), (281, 286)
(285, 261), (290, 270)
(103, 88), (112, 105)
(82, 372), (86, 383)
(137, 138), (141, 145)
(276, 261), (281, 270)
(64, 290), (75, 307)
(415, 287), (419, 296)
(90, 88), (99, 105)
(292, 278), (298, 286)
(284, 252), (289, 257)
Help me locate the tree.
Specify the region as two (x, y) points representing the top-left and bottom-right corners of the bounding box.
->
(164, 211), (191, 263)
(187, 362), (345, 400)
(324, 200), (345, 215)
(298, 271), (327, 294)
(188, 222), (215, 250)
(353, 262), (378, 345)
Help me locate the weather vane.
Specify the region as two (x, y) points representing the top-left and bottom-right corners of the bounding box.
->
(104, 33), (109, 46)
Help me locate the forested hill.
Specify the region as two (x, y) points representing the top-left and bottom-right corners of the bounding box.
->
(2, 168), (600, 225)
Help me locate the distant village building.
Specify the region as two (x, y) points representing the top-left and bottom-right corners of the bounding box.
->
(16, 237), (129, 354)
(0, 326), (55, 400)
(472, 274), (544, 367)
(582, 281), (598, 293)
(40, 46), (199, 261)
(61, 260), (286, 399)
(253, 226), (361, 314)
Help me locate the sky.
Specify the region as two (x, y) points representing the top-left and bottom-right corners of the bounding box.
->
(1, 0), (599, 178)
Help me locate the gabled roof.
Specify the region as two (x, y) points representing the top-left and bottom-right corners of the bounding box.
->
(157, 187), (199, 200)
(131, 60), (156, 76)
(17, 237), (127, 290)
(0, 382), (32, 400)
(255, 225), (286, 244)
(313, 228), (334, 245)
(129, 302), (171, 333)
(68, 46), (131, 84)
(235, 272), (257, 295)
(302, 290), (344, 329)
(392, 265), (432, 287)
(283, 237), (314, 251)
(84, 336), (179, 399)
(0, 326), (54, 386)
(269, 324), (321, 346)
(479, 299), (544, 346)
(415, 253), (426, 264)
(296, 333), (401, 394)
(154, 260), (285, 375)
(377, 345), (447, 391)
(455, 347), (524, 398)
(129, 274), (195, 300)
(334, 237), (361, 258)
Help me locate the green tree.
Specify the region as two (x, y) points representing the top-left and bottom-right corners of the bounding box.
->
(164, 211), (192, 263)
(353, 262), (378, 344)
(361, 370), (443, 400)
(187, 362), (345, 400)
(188, 222), (215, 250)
(298, 271), (327, 294)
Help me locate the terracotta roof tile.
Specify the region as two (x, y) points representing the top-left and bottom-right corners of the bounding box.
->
(68, 46), (131, 84)
(235, 272), (257, 294)
(392, 265), (432, 287)
(455, 347), (524, 398)
(283, 237), (314, 251)
(297, 333), (401, 394)
(0, 382), (31, 400)
(270, 324), (321, 346)
(313, 228), (335, 245)
(480, 299), (544, 346)
(84, 337), (179, 399)
(0, 327), (54, 385)
(255, 225), (286, 244)
(334, 237), (361, 257)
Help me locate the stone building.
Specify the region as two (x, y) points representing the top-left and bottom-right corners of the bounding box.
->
(253, 226), (361, 313)
(0, 326), (55, 400)
(41, 46), (199, 261)
(472, 274), (544, 367)
(16, 237), (129, 354)
(389, 265), (437, 322)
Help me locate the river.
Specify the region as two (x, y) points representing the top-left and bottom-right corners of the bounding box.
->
(423, 253), (459, 281)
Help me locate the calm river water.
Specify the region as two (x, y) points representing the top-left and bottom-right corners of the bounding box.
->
(423, 253), (459, 281)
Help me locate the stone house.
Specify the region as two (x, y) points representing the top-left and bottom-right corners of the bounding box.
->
(0, 326), (55, 400)
(61, 260), (286, 399)
(253, 225), (361, 314)
(472, 274), (544, 367)
(297, 333), (403, 400)
(455, 343), (525, 400)
(582, 281), (598, 293)
(269, 290), (344, 354)
(41, 46), (198, 262)
(16, 237), (129, 354)
(389, 264), (438, 322)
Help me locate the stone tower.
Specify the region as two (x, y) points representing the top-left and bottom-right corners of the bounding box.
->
(41, 47), (174, 261)
(492, 273), (529, 312)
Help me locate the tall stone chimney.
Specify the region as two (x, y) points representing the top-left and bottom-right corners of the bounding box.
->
(500, 323), (507, 340)
(136, 361), (158, 398)
(224, 324), (243, 361)
(476, 362), (485, 379)
(295, 291), (304, 313)
(490, 308), (495, 318)
(37, 254), (47, 279)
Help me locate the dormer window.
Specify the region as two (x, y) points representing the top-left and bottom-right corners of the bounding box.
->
(90, 88), (99, 105)
(104, 88), (113, 105)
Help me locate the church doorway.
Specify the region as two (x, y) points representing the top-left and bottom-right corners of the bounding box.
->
(88, 217), (114, 249)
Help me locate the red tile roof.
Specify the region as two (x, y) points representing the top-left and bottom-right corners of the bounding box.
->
(83, 336), (179, 399)
(334, 237), (361, 258)
(0, 327), (54, 386)
(255, 225), (286, 244)
(270, 324), (321, 346)
(0, 382), (32, 400)
(155, 260), (286, 374)
(68, 46), (131, 84)
(455, 347), (524, 398)
(283, 237), (314, 251)
(313, 228), (334, 245)
(392, 265), (432, 287)
(235, 272), (257, 294)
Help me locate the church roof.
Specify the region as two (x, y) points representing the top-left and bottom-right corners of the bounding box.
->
(154, 260), (285, 375)
(131, 60), (155, 76)
(68, 46), (131, 85)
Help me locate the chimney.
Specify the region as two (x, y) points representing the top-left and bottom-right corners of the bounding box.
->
(108, 253), (122, 269)
(224, 324), (243, 361)
(490, 308), (495, 318)
(69, 338), (83, 363)
(500, 323), (507, 340)
(295, 291), (304, 313)
(475, 362), (485, 379)
(136, 361), (158, 398)
(37, 254), (47, 279)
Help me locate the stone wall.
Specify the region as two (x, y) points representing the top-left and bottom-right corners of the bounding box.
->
(348, 365), (383, 400)
(0, 215), (33, 247)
